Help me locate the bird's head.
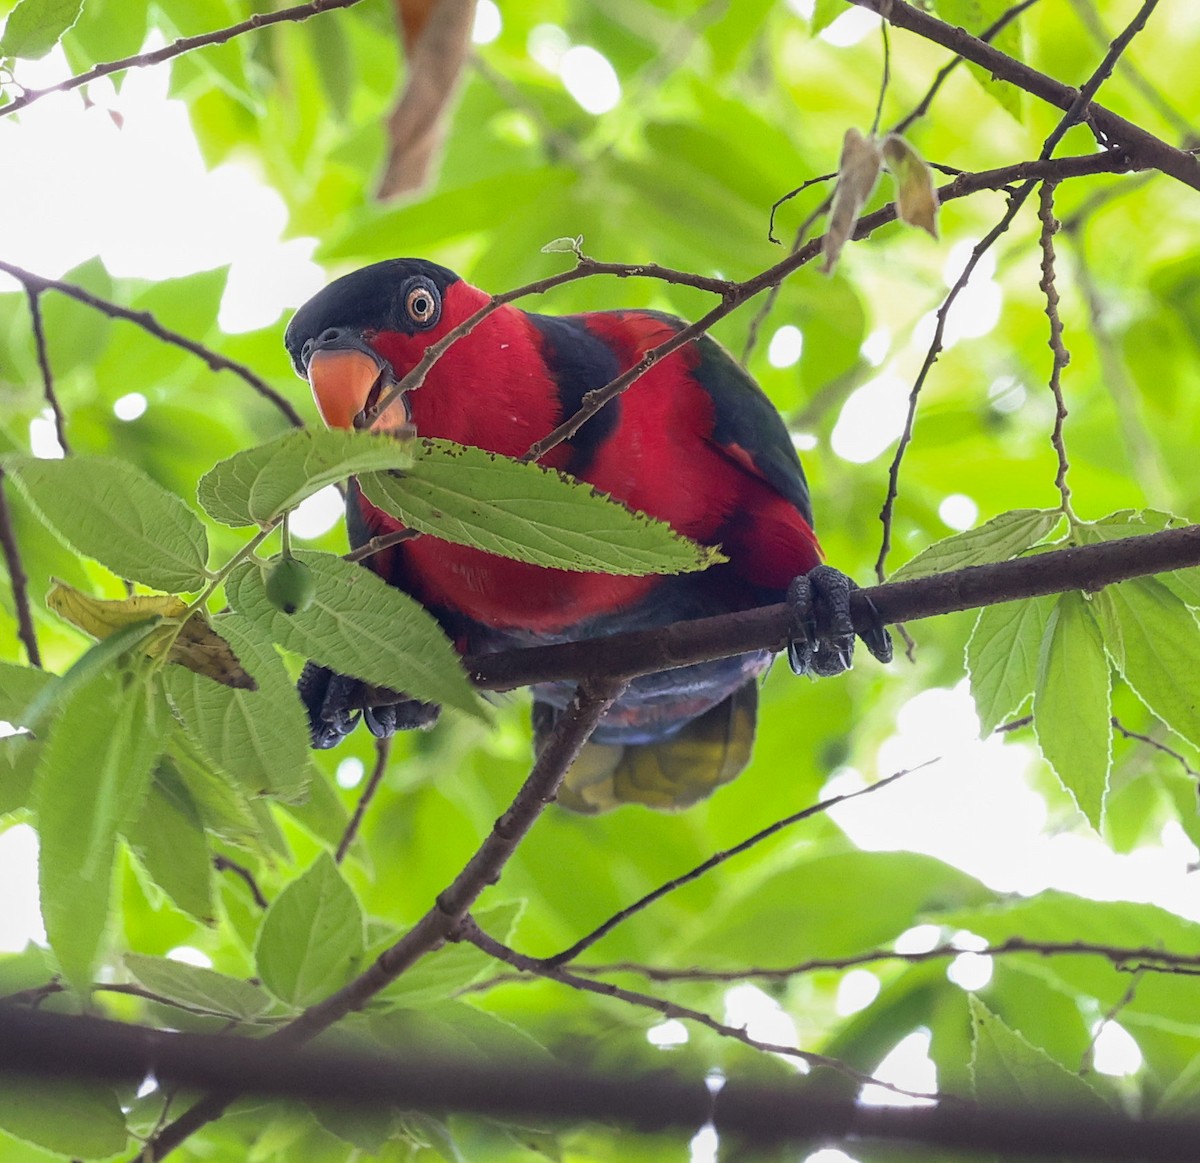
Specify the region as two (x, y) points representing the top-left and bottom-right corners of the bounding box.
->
(285, 258), (472, 431)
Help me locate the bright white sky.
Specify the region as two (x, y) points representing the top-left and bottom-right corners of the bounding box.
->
(0, 8), (1179, 1148)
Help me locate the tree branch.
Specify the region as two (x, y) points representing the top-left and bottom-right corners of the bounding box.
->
(7, 1003), (1200, 1159)
(463, 523), (1200, 693)
(0, 468), (41, 667)
(844, 0), (1200, 192)
(0, 260), (305, 428)
(0, 0), (368, 118)
(137, 678), (625, 1161)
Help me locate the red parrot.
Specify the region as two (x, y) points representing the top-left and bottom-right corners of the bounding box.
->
(285, 259), (890, 811)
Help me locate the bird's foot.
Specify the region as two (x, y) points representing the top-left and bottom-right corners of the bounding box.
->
(786, 564), (893, 678)
(297, 662), (441, 749)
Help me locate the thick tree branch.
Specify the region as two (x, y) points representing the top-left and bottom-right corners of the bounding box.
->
(137, 678), (624, 1161)
(844, 0), (1200, 192)
(463, 524), (1200, 692)
(7, 1003), (1200, 1159)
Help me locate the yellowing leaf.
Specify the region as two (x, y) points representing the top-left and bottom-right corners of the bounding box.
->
(47, 581), (256, 691)
(822, 128), (882, 274)
(883, 133), (940, 238)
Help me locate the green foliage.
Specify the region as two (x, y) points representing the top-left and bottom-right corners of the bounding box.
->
(0, 0), (82, 60)
(255, 852), (365, 1007)
(3, 453), (210, 592)
(1, 0), (1200, 1159)
(360, 439), (725, 575)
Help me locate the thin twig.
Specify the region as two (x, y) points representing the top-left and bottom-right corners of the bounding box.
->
(847, 0), (1196, 190)
(0, 260), (305, 429)
(213, 854), (269, 910)
(0, 0), (369, 118)
(26, 288), (69, 455)
(873, 0), (1161, 579)
(569, 936), (1200, 984)
(335, 736), (391, 863)
(465, 921), (946, 1104)
(1080, 972), (1141, 1075)
(0, 468), (41, 666)
(547, 764), (927, 966)
(1112, 717), (1200, 783)
(1037, 180), (1073, 515)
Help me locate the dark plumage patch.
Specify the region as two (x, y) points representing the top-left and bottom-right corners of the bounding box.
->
(284, 258), (460, 374)
(526, 312), (622, 477)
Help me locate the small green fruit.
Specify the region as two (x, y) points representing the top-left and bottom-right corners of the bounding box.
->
(265, 556), (316, 615)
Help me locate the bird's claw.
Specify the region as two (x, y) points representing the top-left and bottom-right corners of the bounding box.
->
(786, 565), (893, 678)
(297, 661), (440, 749)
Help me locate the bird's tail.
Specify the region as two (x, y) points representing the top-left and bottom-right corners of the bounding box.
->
(536, 681), (757, 814)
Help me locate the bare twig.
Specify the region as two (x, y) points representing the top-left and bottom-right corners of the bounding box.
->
(547, 764), (926, 966)
(0, 260), (305, 429)
(1111, 718), (1200, 783)
(571, 936), (1200, 984)
(335, 736), (391, 863)
(1037, 180), (1073, 515)
(212, 854), (269, 910)
(465, 921), (944, 1103)
(0, 0), (369, 118)
(846, 0), (1197, 190)
(873, 0), (1161, 579)
(26, 289), (69, 455)
(0, 468), (41, 667)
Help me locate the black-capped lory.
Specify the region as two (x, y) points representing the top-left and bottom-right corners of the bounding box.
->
(285, 259), (891, 812)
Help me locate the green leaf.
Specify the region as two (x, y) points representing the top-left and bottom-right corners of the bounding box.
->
(1107, 577), (1200, 749)
(969, 996), (1112, 1110)
(0, 1075), (126, 1158)
(3, 454), (209, 592)
(125, 953), (273, 1022)
(935, 0), (1026, 119)
(34, 673), (166, 991)
(890, 508), (1060, 582)
(0, 0), (82, 59)
(0, 661), (53, 728)
(0, 734), (41, 817)
(164, 614), (311, 800)
(227, 551), (481, 718)
(122, 763), (215, 924)
(359, 439), (724, 575)
(255, 852), (365, 1007)
(1033, 592), (1111, 830)
(810, 0), (844, 36)
(197, 427), (413, 528)
(966, 595), (1055, 735)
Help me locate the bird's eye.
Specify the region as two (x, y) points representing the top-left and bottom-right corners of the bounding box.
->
(404, 281), (440, 327)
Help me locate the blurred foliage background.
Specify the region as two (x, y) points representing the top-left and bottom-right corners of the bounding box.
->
(2, 0), (1200, 1159)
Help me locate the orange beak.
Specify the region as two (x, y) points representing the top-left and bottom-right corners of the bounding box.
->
(306, 348), (411, 432)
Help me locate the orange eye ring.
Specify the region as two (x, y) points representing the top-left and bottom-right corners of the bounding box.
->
(406, 286), (437, 325)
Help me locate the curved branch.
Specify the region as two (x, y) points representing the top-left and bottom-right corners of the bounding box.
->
(0, 0), (368, 118)
(0, 260), (305, 428)
(137, 677), (626, 1161)
(845, 0), (1200, 192)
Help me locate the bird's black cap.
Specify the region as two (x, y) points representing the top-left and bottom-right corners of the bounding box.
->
(284, 258), (460, 375)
